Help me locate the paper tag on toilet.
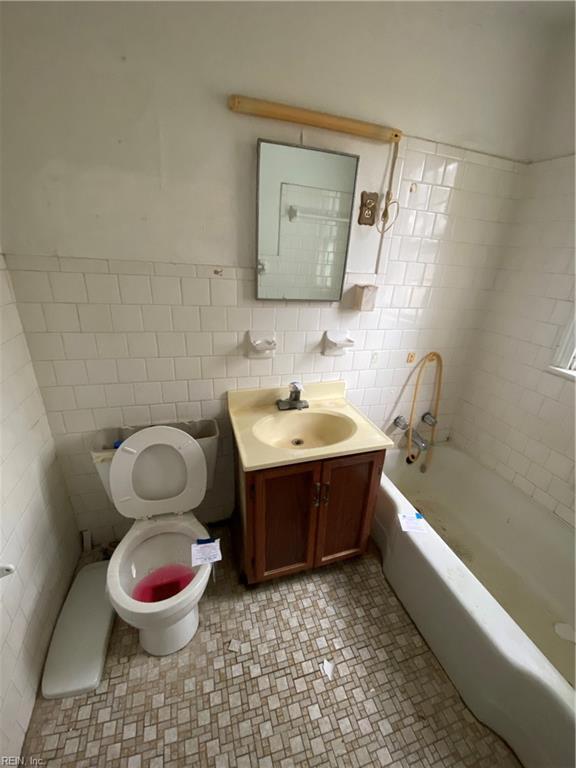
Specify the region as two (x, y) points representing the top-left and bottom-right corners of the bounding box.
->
(191, 538), (222, 566)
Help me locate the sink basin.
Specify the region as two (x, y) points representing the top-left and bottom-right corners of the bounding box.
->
(229, 381), (394, 470)
(252, 410), (357, 450)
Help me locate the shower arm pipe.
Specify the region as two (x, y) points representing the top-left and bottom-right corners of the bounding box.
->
(228, 95), (403, 144)
(406, 352), (444, 466)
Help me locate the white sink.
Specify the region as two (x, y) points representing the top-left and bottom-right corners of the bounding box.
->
(252, 410), (357, 450)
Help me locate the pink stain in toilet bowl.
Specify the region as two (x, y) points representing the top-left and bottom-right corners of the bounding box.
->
(132, 563), (196, 602)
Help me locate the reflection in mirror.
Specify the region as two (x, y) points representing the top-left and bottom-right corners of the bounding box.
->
(257, 140), (359, 301)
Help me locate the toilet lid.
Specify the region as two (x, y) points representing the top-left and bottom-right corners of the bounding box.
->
(110, 426), (207, 519)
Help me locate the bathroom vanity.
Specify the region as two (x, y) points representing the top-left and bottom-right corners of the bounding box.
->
(228, 382), (393, 584)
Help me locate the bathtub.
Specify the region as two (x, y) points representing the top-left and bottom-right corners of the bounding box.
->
(373, 444), (575, 768)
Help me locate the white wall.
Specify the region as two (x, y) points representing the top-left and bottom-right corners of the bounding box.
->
(452, 156), (575, 527)
(0, 257), (79, 756)
(1, 2), (573, 543)
(528, 18), (575, 161)
(4, 138), (523, 543)
(0, 2), (574, 755)
(1, 2), (573, 267)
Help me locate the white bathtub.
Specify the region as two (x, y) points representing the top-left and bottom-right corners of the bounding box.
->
(373, 444), (575, 768)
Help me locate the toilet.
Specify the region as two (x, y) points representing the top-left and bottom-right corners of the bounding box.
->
(105, 425), (213, 656)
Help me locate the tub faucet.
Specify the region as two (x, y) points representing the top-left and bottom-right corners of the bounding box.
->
(393, 416), (429, 452)
(393, 415), (409, 430)
(410, 430), (429, 452)
(276, 381), (309, 411)
(421, 411), (437, 427)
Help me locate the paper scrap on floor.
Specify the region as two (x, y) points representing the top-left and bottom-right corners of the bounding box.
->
(321, 659), (335, 680)
(399, 511), (427, 533)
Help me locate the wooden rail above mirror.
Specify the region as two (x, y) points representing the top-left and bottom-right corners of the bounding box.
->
(228, 94), (402, 144)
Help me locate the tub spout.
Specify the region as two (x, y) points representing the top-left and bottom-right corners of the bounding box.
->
(405, 429), (429, 464)
(411, 430), (429, 452)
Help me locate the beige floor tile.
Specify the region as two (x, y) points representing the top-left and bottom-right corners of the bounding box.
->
(23, 527), (521, 768)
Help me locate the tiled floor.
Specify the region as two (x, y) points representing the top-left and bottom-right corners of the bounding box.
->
(23, 527), (520, 767)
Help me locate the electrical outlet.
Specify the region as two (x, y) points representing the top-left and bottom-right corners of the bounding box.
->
(370, 351), (379, 367)
(407, 352), (416, 363)
(358, 192), (379, 226)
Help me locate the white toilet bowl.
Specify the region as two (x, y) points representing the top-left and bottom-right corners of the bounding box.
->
(107, 514), (212, 655)
(104, 425), (213, 655)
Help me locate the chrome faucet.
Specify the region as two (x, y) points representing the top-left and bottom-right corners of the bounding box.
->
(410, 430), (429, 452)
(393, 415), (429, 451)
(276, 381), (309, 411)
(421, 411), (437, 427)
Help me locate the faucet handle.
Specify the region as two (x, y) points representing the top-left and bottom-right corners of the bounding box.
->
(289, 381), (303, 392)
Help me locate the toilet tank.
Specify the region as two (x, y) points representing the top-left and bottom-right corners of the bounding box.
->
(89, 420), (219, 501)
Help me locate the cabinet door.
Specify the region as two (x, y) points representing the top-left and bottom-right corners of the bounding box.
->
(315, 451), (385, 567)
(253, 461), (321, 582)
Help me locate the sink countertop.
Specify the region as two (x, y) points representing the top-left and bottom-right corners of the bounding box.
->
(228, 381), (394, 471)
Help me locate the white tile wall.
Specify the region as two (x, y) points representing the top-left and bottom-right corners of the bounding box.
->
(452, 155), (575, 526)
(5, 139), (531, 543)
(0, 257), (80, 756)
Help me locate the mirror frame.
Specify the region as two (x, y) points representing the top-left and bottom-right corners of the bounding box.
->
(256, 138), (360, 302)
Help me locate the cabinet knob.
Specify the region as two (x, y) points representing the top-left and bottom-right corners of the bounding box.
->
(321, 483), (330, 505)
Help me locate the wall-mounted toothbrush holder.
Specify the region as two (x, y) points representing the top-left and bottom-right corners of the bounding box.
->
(246, 331), (277, 359)
(322, 330), (355, 357)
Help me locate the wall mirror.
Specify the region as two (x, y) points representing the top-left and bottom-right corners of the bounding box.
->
(256, 139), (359, 301)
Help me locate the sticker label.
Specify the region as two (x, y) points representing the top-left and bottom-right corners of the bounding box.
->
(398, 512), (427, 533)
(191, 538), (222, 565)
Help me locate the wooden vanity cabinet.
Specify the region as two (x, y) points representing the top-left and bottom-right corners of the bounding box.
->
(240, 450), (385, 584)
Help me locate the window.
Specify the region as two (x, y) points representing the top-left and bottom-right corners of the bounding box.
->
(550, 318), (576, 380)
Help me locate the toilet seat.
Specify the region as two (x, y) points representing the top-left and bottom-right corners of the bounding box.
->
(110, 425), (207, 519)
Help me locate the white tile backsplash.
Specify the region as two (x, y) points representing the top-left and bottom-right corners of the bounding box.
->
(119, 275), (152, 305)
(5, 142), (574, 552)
(452, 156), (575, 527)
(0, 258), (79, 756)
(49, 271), (88, 303)
(151, 276), (182, 305)
(85, 274), (121, 304)
(182, 277), (210, 306)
